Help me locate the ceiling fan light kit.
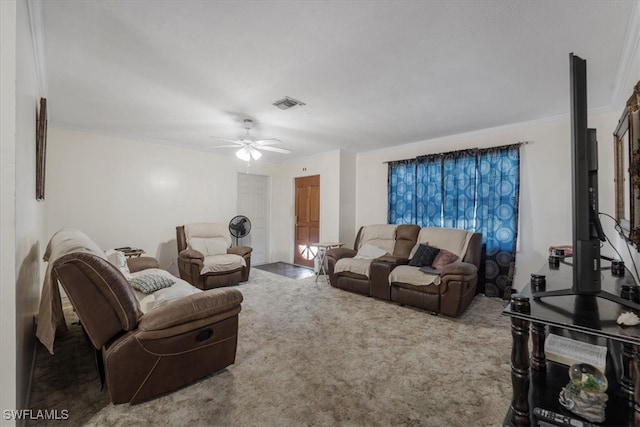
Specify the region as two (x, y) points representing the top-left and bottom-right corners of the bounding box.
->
(235, 146), (262, 161)
(211, 118), (291, 162)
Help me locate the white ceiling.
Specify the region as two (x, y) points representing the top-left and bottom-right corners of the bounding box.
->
(41, 0), (637, 161)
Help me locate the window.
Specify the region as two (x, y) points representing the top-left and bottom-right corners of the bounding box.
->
(388, 144), (520, 297)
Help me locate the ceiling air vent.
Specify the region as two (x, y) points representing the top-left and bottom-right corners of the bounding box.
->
(272, 96), (306, 110)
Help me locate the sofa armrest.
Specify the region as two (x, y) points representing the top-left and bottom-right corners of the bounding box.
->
(179, 249), (204, 262)
(326, 248), (357, 288)
(440, 261), (477, 278)
(439, 262), (478, 317)
(177, 250), (206, 289)
(138, 288), (243, 332)
(370, 257), (408, 301)
(227, 245), (252, 257)
(127, 256), (160, 273)
(373, 255), (409, 266)
(326, 247), (356, 262)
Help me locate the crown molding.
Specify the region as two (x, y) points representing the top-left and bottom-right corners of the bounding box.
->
(611, 1), (640, 111)
(26, 0), (47, 98)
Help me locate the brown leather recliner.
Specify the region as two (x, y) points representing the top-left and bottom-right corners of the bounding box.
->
(176, 224), (252, 290)
(52, 252), (243, 404)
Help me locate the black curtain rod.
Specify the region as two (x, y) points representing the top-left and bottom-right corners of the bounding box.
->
(381, 141), (529, 164)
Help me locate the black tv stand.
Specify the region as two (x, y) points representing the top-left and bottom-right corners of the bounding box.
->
(532, 256), (640, 311)
(503, 259), (640, 427)
(503, 265), (640, 427)
(533, 288), (640, 311)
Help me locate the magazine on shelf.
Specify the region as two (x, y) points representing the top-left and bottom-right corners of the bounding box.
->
(544, 333), (607, 372)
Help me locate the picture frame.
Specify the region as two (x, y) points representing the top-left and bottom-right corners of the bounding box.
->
(613, 106), (629, 230)
(614, 82), (640, 248)
(36, 97), (47, 200)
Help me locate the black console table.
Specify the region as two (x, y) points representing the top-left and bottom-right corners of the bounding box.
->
(503, 262), (640, 426)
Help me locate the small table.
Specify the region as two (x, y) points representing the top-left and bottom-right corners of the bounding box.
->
(116, 248), (145, 258)
(312, 242), (344, 282)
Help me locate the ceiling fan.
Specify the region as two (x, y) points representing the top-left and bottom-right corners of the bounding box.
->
(211, 119), (291, 161)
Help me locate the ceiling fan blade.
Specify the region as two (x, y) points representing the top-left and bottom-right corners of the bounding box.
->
(254, 139), (282, 146)
(259, 146), (291, 154)
(211, 144), (242, 148)
(209, 137), (242, 144)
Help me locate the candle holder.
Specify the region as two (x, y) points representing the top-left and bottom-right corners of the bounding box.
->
(531, 274), (546, 293)
(612, 259), (625, 277)
(620, 283), (640, 303)
(554, 248), (565, 259)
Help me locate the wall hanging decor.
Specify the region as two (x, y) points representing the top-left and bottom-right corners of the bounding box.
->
(36, 97), (47, 200)
(614, 82), (640, 248)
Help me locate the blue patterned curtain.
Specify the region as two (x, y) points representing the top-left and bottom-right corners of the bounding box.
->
(387, 144), (520, 298)
(476, 145), (520, 297)
(416, 154), (443, 227)
(388, 160), (417, 224)
(442, 150), (477, 231)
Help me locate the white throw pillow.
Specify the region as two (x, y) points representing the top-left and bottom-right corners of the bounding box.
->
(354, 244), (389, 260)
(104, 249), (132, 279)
(188, 237), (228, 256)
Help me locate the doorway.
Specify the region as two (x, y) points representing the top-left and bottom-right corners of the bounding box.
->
(294, 175), (320, 267)
(237, 173), (269, 265)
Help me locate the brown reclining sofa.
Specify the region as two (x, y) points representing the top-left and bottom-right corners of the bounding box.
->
(41, 229), (243, 404)
(327, 224), (482, 317)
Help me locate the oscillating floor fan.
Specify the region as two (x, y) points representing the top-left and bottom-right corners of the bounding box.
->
(229, 215), (251, 246)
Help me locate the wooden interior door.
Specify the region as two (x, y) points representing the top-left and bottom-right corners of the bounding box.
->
(294, 175), (320, 267)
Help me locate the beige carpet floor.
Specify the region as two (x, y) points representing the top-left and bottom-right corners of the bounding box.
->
(28, 269), (512, 426)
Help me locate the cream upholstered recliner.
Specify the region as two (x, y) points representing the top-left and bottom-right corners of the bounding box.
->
(177, 223), (252, 290)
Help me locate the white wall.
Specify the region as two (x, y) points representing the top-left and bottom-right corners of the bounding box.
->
(45, 129), (285, 275)
(339, 151), (357, 248)
(45, 129), (352, 272)
(46, 130), (350, 269)
(0, 2), (18, 422)
(1, 0), (46, 422)
(355, 111), (620, 291)
(14, 0), (45, 412)
(270, 150), (342, 262)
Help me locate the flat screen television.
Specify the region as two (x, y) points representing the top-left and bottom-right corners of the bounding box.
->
(532, 54), (639, 310)
(570, 53), (604, 294)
